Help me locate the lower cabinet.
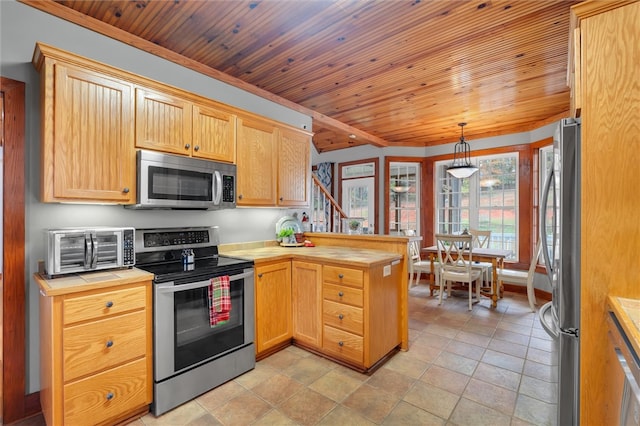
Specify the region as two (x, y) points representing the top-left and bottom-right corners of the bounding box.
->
(255, 258), (401, 371)
(254, 261), (292, 357)
(291, 260), (323, 348)
(37, 277), (153, 426)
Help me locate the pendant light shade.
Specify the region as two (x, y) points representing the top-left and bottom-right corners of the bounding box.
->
(446, 122), (478, 178)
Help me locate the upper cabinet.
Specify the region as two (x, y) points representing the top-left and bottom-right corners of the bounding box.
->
(236, 115), (312, 207)
(33, 44), (136, 204)
(135, 87), (236, 163)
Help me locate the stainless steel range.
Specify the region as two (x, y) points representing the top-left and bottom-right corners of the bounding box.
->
(134, 226), (255, 416)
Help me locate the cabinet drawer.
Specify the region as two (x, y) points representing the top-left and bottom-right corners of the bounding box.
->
(323, 265), (363, 288)
(323, 300), (363, 335)
(63, 286), (146, 325)
(323, 283), (363, 307)
(323, 325), (363, 365)
(64, 310), (146, 381)
(64, 357), (149, 426)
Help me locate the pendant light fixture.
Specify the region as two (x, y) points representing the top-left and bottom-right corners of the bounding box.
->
(446, 122), (478, 179)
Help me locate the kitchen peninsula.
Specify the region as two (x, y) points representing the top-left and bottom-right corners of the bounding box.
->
(221, 233), (410, 372)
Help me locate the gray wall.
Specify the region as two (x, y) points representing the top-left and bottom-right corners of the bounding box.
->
(1, 0), (555, 393)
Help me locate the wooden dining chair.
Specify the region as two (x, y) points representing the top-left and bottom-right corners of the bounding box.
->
(498, 240), (542, 312)
(435, 234), (483, 310)
(469, 228), (493, 291)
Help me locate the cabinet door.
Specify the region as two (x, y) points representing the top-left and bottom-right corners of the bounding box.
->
(277, 127), (311, 207)
(255, 261), (292, 354)
(236, 116), (278, 206)
(291, 261), (322, 348)
(135, 87), (192, 155)
(49, 63), (135, 202)
(192, 102), (236, 163)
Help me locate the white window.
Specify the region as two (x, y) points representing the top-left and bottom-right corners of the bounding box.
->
(389, 162), (420, 234)
(341, 161), (376, 231)
(435, 153), (518, 260)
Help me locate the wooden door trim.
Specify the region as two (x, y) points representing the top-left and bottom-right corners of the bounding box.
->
(2, 76), (39, 423)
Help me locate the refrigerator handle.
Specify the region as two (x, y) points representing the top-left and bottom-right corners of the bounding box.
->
(540, 168), (554, 277)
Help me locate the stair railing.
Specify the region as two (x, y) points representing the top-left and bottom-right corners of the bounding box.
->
(310, 174), (347, 232)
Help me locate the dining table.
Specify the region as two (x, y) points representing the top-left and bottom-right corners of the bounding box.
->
(422, 245), (513, 308)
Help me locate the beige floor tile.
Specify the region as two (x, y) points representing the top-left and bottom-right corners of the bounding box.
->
(402, 381), (459, 420)
(381, 350), (429, 379)
(403, 340), (442, 363)
(316, 405), (376, 426)
(309, 369), (364, 402)
(488, 338), (528, 358)
(526, 347), (557, 366)
(518, 375), (558, 404)
(252, 408), (299, 425)
(283, 355), (336, 385)
(209, 390), (272, 425)
(420, 364), (471, 395)
(455, 330), (492, 348)
(493, 329), (532, 347)
(233, 362), (278, 389)
(382, 400), (446, 425)
(366, 367), (415, 398)
(531, 327), (554, 341)
(497, 320), (532, 336)
(278, 388), (336, 425)
(414, 331), (452, 350)
(522, 359), (558, 383)
(513, 394), (558, 426)
(251, 373), (305, 405)
(258, 348), (307, 371)
(446, 339), (487, 360)
(462, 321), (498, 336)
(433, 351), (479, 376)
(140, 400), (208, 425)
(449, 397), (512, 426)
(528, 336), (557, 352)
(472, 362), (522, 392)
(463, 378), (517, 415)
(424, 322), (460, 339)
(481, 349), (525, 373)
(342, 384), (400, 423)
(196, 380), (246, 411)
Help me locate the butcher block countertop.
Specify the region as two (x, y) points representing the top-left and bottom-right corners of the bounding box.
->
(221, 244), (402, 267)
(35, 267), (154, 296)
(608, 296), (640, 357)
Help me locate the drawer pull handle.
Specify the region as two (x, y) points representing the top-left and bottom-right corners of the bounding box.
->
(105, 301), (114, 308)
(338, 341), (344, 347)
(106, 340), (114, 348)
(122, 187), (130, 194)
(258, 273), (263, 278)
(338, 274), (344, 279)
(185, 143), (191, 149)
(106, 392), (114, 401)
(338, 291), (344, 297)
(338, 314), (344, 320)
(194, 145), (200, 151)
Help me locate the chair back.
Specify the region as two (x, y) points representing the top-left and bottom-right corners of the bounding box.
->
(435, 234), (474, 274)
(407, 239), (421, 262)
(527, 240), (543, 285)
(470, 229), (491, 248)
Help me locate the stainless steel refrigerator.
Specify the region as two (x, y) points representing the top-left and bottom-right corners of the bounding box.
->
(539, 118), (581, 426)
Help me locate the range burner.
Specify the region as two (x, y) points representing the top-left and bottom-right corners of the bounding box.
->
(134, 226), (253, 283)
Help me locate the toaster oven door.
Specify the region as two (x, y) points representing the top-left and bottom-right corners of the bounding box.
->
(47, 230), (124, 275)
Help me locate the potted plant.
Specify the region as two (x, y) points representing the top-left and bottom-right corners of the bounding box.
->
(277, 228), (295, 244)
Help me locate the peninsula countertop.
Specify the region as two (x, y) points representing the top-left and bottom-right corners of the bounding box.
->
(608, 296), (640, 357)
(221, 244), (402, 267)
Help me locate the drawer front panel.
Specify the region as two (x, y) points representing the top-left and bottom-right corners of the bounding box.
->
(64, 357), (148, 426)
(323, 265), (363, 288)
(64, 285), (146, 325)
(323, 300), (363, 335)
(64, 310), (146, 381)
(322, 282), (363, 307)
(323, 325), (363, 365)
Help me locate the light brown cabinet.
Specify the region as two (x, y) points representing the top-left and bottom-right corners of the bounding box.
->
(291, 260), (323, 348)
(254, 261), (292, 357)
(33, 44), (136, 204)
(236, 115), (312, 207)
(570, 2), (640, 425)
(135, 87), (236, 163)
(36, 274), (153, 426)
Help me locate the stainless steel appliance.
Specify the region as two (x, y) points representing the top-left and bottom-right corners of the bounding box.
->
(607, 310), (640, 426)
(128, 150), (236, 210)
(134, 226), (255, 416)
(539, 118), (581, 425)
(44, 227), (135, 277)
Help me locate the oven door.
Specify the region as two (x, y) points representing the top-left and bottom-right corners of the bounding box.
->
(153, 268), (254, 381)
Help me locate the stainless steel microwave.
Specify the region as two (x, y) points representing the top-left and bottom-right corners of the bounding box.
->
(127, 150), (236, 210)
(44, 227), (135, 277)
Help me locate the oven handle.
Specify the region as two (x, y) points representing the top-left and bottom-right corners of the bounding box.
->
(156, 270), (254, 293)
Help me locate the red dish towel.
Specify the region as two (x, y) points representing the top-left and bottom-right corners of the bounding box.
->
(208, 276), (231, 326)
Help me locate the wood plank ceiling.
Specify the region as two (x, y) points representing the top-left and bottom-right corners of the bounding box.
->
(30, 0), (579, 152)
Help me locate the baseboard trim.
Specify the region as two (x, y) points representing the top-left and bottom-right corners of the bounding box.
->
(502, 284), (551, 302)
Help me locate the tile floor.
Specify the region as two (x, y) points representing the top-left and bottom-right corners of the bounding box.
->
(18, 284), (559, 426)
